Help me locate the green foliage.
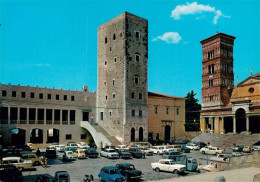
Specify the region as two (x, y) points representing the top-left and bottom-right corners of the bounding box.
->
(185, 90), (201, 131)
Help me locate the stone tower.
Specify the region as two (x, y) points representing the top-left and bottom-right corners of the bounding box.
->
(96, 12), (148, 143)
(200, 33), (236, 109)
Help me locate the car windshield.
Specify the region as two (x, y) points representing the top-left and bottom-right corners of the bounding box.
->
(89, 148), (96, 152)
(126, 165), (135, 170)
(170, 161), (176, 165)
(67, 151), (73, 155)
(192, 159), (197, 164)
(108, 149), (116, 153)
(71, 144), (77, 146)
(110, 169), (120, 174)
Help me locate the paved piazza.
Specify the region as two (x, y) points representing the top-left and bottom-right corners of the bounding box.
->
(22, 150), (211, 181)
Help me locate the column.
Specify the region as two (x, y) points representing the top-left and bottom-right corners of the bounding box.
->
(35, 107), (38, 125)
(43, 129), (47, 144)
(220, 117), (225, 134)
(44, 108), (46, 125)
(52, 109), (55, 125)
(209, 117), (213, 133)
(233, 116), (236, 134)
(26, 106), (29, 125)
(214, 117), (219, 133)
(246, 115), (250, 134)
(8, 106), (10, 124)
(200, 117), (206, 133)
(17, 106), (20, 125)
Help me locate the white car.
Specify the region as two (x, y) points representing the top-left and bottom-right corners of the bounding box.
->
(56, 145), (66, 152)
(100, 149), (119, 159)
(200, 146), (213, 154)
(186, 144), (200, 150)
(151, 159), (186, 174)
(1, 157), (32, 171)
(78, 145), (90, 151)
(252, 146), (260, 151)
(63, 151), (76, 161)
(203, 147), (224, 155)
(78, 142), (88, 146)
(116, 145), (128, 150)
(150, 146), (165, 155)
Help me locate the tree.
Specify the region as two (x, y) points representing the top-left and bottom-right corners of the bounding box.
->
(185, 90), (201, 131)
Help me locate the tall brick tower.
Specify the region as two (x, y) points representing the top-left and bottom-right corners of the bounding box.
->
(200, 33), (236, 109)
(96, 12), (148, 143)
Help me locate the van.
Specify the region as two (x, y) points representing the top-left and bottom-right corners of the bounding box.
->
(1, 157), (32, 171)
(54, 171), (70, 182)
(20, 152), (43, 166)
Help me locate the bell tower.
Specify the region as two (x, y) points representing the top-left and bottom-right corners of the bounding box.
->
(200, 33), (236, 109)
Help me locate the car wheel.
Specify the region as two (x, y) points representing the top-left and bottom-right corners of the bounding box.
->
(155, 167), (160, 172)
(173, 169), (179, 174)
(33, 161), (40, 166)
(202, 151), (205, 154)
(17, 167), (24, 171)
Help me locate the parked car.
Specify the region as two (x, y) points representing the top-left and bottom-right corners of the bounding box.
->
(139, 147), (153, 156)
(67, 143), (78, 150)
(169, 155), (199, 172)
(193, 142), (207, 149)
(100, 149), (119, 159)
(63, 151), (76, 161)
(65, 146), (76, 152)
(211, 154), (231, 162)
(16, 145), (32, 152)
(26, 143), (35, 150)
(116, 163), (142, 180)
(54, 171), (70, 182)
(129, 148), (145, 158)
(186, 143), (200, 150)
(56, 145), (66, 152)
(46, 147), (57, 158)
(116, 145), (128, 150)
(98, 166), (125, 182)
(252, 145), (260, 151)
(232, 145), (244, 152)
(85, 148), (99, 158)
(73, 149), (87, 159)
(200, 146), (212, 154)
(243, 146), (252, 153)
(20, 152), (43, 166)
(88, 142), (97, 149)
(151, 159), (186, 174)
(79, 145), (90, 151)
(78, 142), (88, 146)
(162, 151), (180, 159)
(1, 157), (32, 171)
(117, 149), (131, 159)
(180, 145), (191, 153)
(203, 147), (224, 155)
(150, 146), (165, 155)
(0, 164), (23, 182)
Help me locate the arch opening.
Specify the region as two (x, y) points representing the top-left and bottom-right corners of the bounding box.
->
(164, 125), (171, 142)
(11, 128), (26, 146)
(139, 127), (143, 141)
(236, 108), (246, 133)
(131, 128), (135, 142)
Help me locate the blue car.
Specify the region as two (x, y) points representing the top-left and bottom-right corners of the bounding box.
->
(98, 166), (126, 182)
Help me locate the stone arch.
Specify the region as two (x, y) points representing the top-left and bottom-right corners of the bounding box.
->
(139, 127), (143, 141)
(131, 128), (135, 142)
(30, 128), (43, 144)
(11, 128), (26, 146)
(47, 128), (59, 143)
(165, 125), (171, 142)
(235, 108), (246, 133)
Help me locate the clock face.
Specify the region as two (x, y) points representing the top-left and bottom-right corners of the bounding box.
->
(84, 97), (87, 102)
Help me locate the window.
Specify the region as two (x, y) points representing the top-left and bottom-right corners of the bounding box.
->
(166, 107), (169, 115)
(134, 76), (139, 85)
(48, 94), (51, 100)
(39, 93), (43, 99)
(136, 31), (140, 38)
(21, 92), (26, 98)
(210, 96), (214, 101)
(64, 95), (67, 101)
(109, 112), (112, 116)
(100, 112), (104, 121)
(105, 37), (107, 44)
(114, 57), (117, 63)
(66, 134), (72, 140)
(249, 87), (254, 93)
(12, 91), (16, 97)
(104, 82), (107, 86)
(70, 110), (75, 121)
(71, 96), (75, 101)
(56, 94), (59, 100)
(2, 90), (7, 97)
(112, 93), (116, 99)
(62, 110), (68, 121)
(209, 80), (213, 87)
(139, 93), (142, 99)
(176, 108), (180, 115)
(132, 110), (135, 117)
(155, 106), (158, 114)
(112, 79), (115, 86)
(131, 92), (135, 99)
(135, 54), (140, 62)
(139, 110), (142, 117)
(208, 64), (214, 74)
(30, 92), (35, 98)
(104, 60), (107, 65)
(113, 34), (116, 40)
(105, 95), (108, 100)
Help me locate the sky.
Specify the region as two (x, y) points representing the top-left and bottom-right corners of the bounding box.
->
(0, 0), (260, 103)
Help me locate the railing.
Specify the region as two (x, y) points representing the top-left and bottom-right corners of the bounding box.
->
(62, 121), (68, 125)
(54, 121), (60, 125)
(38, 120), (44, 124)
(70, 121), (75, 125)
(0, 120), (8, 124)
(29, 120), (35, 124)
(20, 120), (27, 124)
(10, 120), (18, 124)
(46, 120), (52, 125)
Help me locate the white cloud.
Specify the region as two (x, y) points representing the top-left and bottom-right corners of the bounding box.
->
(152, 32), (182, 44)
(171, 2), (230, 24)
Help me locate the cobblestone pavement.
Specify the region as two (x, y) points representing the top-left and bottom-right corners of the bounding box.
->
(22, 149), (243, 181)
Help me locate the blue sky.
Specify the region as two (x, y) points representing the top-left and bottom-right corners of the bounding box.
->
(0, 0), (259, 103)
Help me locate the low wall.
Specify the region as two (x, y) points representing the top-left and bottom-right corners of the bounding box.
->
(184, 131), (201, 139)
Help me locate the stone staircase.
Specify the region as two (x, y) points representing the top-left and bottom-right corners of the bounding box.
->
(192, 133), (260, 148)
(92, 125), (122, 147)
(81, 121), (122, 148)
